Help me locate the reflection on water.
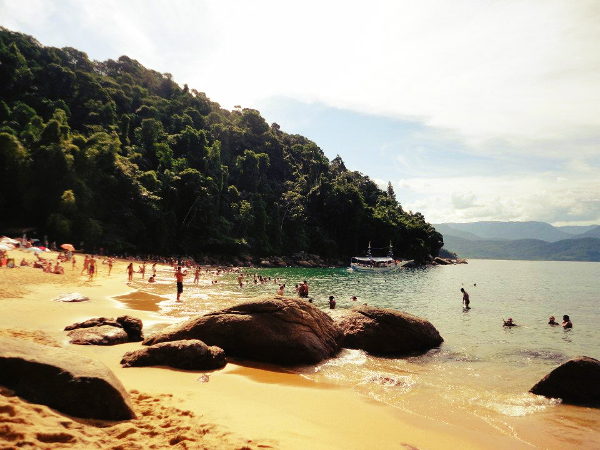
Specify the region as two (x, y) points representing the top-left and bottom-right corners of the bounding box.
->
(118, 260), (600, 448)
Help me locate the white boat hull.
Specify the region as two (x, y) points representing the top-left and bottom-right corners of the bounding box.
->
(349, 263), (400, 272)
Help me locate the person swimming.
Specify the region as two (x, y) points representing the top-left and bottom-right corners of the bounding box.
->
(503, 317), (517, 327)
(548, 316), (559, 325)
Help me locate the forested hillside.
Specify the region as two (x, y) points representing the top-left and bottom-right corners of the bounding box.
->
(0, 28), (442, 261)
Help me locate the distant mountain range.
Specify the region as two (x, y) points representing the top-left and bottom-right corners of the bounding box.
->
(434, 221), (600, 261)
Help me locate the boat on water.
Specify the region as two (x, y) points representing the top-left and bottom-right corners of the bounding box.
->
(349, 242), (401, 272)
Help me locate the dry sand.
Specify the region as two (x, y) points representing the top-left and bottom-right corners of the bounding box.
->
(0, 249), (534, 449)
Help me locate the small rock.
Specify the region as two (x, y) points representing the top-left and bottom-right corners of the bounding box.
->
(121, 340), (226, 370)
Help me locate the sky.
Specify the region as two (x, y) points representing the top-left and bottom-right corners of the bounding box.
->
(2, 0), (600, 226)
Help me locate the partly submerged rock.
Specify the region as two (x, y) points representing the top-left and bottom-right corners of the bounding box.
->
(64, 316), (143, 345)
(335, 305), (443, 355)
(530, 356), (600, 406)
(143, 297), (343, 366)
(0, 336), (135, 420)
(121, 340), (226, 370)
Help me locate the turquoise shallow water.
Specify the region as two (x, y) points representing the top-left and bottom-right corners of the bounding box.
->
(128, 259), (600, 447)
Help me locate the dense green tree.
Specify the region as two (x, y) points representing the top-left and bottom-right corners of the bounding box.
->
(0, 27), (443, 261)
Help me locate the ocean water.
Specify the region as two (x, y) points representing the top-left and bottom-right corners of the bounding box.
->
(123, 260), (600, 448)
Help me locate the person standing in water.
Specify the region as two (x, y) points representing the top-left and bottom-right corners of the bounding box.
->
(562, 315), (573, 329)
(461, 288), (470, 309)
(329, 295), (336, 309)
(175, 266), (188, 301)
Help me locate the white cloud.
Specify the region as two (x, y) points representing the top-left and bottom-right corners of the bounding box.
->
(403, 173), (600, 225)
(451, 192), (479, 210)
(4, 0), (599, 156)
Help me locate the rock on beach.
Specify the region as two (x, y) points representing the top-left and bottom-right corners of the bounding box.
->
(530, 356), (600, 406)
(143, 297), (343, 366)
(64, 315), (143, 345)
(0, 336), (136, 420)
(121, 339), (226, 370)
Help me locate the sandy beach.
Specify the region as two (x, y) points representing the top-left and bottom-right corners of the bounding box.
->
(0, 250), (547, 449)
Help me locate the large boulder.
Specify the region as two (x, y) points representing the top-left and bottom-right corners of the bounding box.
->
(121, 340), (226, 370)
(529, 356), (600, 406)
(335, 305), (443, 355)
(143, 297), (343, 366)
(0, 336), (135, 420)
(64, 316), (143, 345)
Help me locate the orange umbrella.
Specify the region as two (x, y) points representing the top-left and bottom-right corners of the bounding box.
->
(61, 243), (75, 251)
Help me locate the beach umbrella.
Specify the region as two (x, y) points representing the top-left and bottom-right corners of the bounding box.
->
(1, 238), (19, 245)
(61, 243), (75, 251)
(25, 247), (43, 254)
(0, 244), (11, 251)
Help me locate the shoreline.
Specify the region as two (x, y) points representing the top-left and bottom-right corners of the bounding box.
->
(0, 249), (580, 448)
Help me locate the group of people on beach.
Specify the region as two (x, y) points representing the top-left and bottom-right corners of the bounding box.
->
(460, 287), (573, 329)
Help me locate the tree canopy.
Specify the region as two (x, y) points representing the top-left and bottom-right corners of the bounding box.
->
(0, 28), (443, 261)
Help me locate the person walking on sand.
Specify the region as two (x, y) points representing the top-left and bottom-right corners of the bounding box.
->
(71, 255), (76, 271)
(88, 256), (96, 280)
(175, 266), (188, 301)
(80, 255), (89, 276)
(127, 263), (134, 282)
(194, 267), (201, 284)
(461, 288), (470, 309)
(237, 274), (244, 288)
